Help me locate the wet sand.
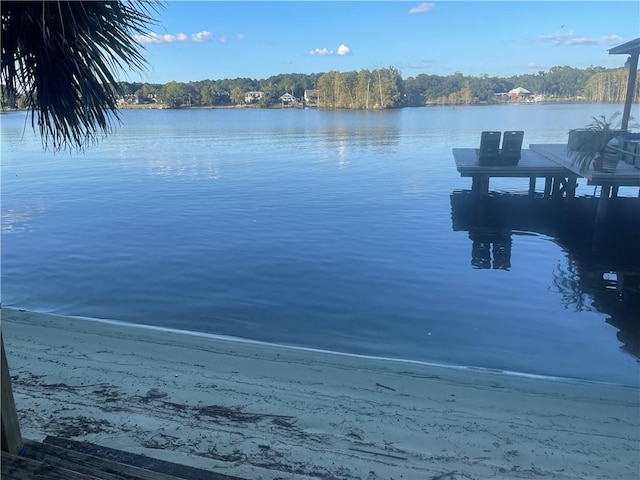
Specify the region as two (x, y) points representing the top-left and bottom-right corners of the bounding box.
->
(2, 307), (638, 479)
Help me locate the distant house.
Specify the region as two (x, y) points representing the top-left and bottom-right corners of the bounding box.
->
(304, 89), (318, 106)
(118, 93), (157, 105)
(118, 93), (156, 106)
(279, 93), (297, 107)
(244, 91), (264, 103)
(118, 94), (137, 105)
(213, 91), (230, 105)
(138, 94), (156, 104)
(508, 87), (532, 99)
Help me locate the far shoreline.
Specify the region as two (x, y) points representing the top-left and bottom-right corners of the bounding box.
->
(1, 98), (624, 115)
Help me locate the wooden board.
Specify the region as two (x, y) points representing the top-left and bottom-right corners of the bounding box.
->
(23, 439), (184, 480)
(42, 436), (243, 480)
(531, 143), (640, 186)
(1, 451), (101, 480)
(453, 148), (575, 177)
(3, 437), (248, 480)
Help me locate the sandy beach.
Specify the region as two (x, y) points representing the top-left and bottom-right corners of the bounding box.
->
(1, 307), (638, 479)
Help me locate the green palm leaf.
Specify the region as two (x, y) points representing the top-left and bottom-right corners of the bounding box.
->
(1, 1), (161, 151)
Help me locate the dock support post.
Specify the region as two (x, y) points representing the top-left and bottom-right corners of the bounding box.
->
(471, 175), (480, 195)
(528, 177), (536, 197)
(480, 175), (489, 195)
(567, 176), (577, 198)
(472, 175), (489, 196)
(1, 331), (23, 455)
(551, 177), (561, 198)
(543, 176), (552, 198)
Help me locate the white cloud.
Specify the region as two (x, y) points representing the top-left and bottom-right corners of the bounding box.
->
(134, 31), (216, 45)
(134, 32), (189, 44)
(218, 36), (227, 44)
(310, 44), (353, 56)
(191, 31), (212, 42)
(539, 31), (623, 47)
(337, 44), (352, 56)
(237, 34), (245, 41)
(310, 48), (333, 56)
(409, 3), (436, 15)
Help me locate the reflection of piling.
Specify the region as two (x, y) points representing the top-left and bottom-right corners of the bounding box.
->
(492, 238), (512, 270)
(470, 235), (491, 269)
(469, 231), (512, 270)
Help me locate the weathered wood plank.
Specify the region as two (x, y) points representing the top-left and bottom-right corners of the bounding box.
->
(1, 450), (102, 480)
(8, 438), (248, 480)
(453, 148), (575, 177)
(530, 143), (640, 186)
(1, 331), (23, 455)
(43, 436), (244, 480)
(23, 439), (184, 480)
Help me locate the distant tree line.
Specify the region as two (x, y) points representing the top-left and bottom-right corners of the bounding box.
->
(2, 65), (637, 111)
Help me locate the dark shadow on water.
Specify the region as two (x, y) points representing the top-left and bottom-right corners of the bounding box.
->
(469, 230), (512, 270)
(450, 190), (640, 362)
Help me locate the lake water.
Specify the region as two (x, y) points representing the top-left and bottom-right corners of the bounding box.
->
(2, 103), (639, 386)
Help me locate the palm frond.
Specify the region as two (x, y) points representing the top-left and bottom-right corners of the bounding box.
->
(1, 1), (161, 151)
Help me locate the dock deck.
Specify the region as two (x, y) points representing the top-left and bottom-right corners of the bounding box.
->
(530, 143), (640, 187)
(452, 147), (578, 197)
(453, 144), (640, 221)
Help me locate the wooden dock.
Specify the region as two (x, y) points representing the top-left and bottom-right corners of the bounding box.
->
(452, 147), (579, 198)
(530, 143), (640, 188)
(530, 143), (640, 220)
(453, 144), (640, 221)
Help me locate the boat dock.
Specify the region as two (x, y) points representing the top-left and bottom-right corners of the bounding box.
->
(452, 147), (579, 198)
(529, 143), (640, 187)
(453, 144), (640, 221)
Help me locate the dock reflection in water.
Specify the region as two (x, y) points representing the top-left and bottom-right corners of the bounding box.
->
(469, 230), (512, 270)
(451, 190), (640, 361)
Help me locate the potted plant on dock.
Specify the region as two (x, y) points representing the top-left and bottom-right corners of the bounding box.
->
(568, 112), (624, 173)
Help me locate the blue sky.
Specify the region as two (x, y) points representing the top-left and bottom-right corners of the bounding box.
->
(127, 1), (640, 84)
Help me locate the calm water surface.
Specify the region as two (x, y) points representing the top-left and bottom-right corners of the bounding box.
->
(2, 104), (639, 385)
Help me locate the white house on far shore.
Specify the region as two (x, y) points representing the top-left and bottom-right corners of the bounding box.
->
(279, 93), (297, 107)
(244, 91), (264, 103)
(508, 87), (532, 99)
